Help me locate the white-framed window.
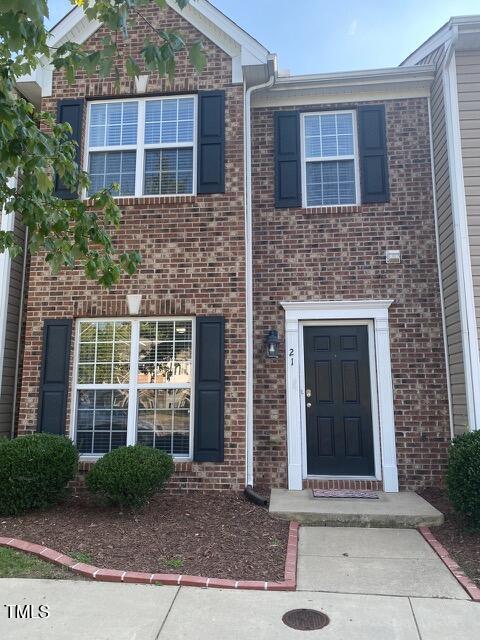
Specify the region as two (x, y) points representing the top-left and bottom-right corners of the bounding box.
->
(301, 110), (360, 207)
(72, 318), (194, 459)
(85, 95), (197, 198)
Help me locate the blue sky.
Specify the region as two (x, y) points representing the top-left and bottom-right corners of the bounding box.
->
(46, 0), (480, 74)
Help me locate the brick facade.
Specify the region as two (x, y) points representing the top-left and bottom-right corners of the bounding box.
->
(17, 2), (451, 493)
(17, 2), (247, 491)
(251, 98), (451, 491)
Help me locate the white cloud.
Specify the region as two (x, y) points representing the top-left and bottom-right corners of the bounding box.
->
(348, 19), (358, 37)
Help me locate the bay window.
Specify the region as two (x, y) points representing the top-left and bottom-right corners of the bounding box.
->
(73, 318), (193, 458)
(86, 96), (196, 197)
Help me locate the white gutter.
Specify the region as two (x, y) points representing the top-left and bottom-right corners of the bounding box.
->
(427, 97), (454, 438)
(244, 67), (275, 488)
(274, 64), (435, 87)
(443, 31), (480, 430)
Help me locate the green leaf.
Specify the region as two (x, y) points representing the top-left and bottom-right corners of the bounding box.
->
(189, 40), (206, 73)
(126, 56), (141, 78)
(35, 170), (52, 194)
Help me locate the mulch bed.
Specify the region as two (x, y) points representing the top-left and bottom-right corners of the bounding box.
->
(420, 488), (480, 588)
(0, 492), (289, 581)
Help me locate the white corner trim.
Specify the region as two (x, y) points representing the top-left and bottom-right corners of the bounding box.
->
(0, 206), (15, 395)
(282, 299), (398, 492)
(427, 97), (454, 439)
(443, 51), (480, 430)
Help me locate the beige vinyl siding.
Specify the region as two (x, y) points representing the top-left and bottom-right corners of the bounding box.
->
(457, 51), (480, 370)
(419, 46), (468, 434)
(0, 214), (25, 437)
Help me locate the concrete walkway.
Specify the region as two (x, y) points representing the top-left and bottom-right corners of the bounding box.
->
(297, 527), (467, 598)
(0, 527), (479, 639)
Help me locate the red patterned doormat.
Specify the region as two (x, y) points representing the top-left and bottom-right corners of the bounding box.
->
(312, 490), (379, 499)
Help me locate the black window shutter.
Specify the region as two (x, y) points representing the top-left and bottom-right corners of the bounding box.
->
(54, 98), (84, 200)
(197, 91), (225, 194)
(37, 320), (72, 435)
(358, 105), (389, 203)
(274, 111), (301, 208)
(193, 316), (225, 462)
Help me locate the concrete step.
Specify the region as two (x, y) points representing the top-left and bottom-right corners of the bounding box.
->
(269, 489), (444, 527)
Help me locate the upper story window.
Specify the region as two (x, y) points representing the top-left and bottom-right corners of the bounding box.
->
(86, 96), (197, 198)
(301, 110), (359, 207)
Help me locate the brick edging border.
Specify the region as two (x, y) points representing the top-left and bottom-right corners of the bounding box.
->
(0, 521), (299, 591)
(419, 527), (480, 602)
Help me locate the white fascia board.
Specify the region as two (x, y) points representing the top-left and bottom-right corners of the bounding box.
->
(252, 84), (432, 108)
(252, 67), (434, 108)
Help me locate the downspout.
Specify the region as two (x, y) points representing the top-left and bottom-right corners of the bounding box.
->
(10, 227), (28, 438)
(427, 97), (454, 439)
(442, 29), (480, 430)
(244, 63), (275, 488)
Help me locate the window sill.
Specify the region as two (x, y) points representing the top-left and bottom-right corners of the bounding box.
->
(277, 204), (362, 214)
(79, 454), (193, 464)
(84, 195), (198, 207)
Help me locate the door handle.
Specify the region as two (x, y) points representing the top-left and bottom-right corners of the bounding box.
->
(306, 402), (312, 408)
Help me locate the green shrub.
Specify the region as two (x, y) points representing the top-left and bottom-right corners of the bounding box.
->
(85, 445), (174, 508)
(446, 429), (480, 528)
(0, 434), (79, 516)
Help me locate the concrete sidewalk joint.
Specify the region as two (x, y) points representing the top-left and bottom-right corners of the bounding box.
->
(419, 526), (480, 602)
(0, 521), (299, 592)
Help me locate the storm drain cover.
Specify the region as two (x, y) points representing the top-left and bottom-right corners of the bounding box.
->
(282, 608), (330, 631)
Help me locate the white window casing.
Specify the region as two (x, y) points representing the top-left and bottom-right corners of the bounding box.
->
(300, 109), (360, 208)
(71, 317), (195, 460)
(84, 95), (197, 199)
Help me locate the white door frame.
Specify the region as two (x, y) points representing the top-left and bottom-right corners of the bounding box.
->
(281, 299), (399, 492)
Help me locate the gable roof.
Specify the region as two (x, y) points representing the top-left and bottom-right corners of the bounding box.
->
(401, 15), (480, 66)
(34, 0), (271, 93)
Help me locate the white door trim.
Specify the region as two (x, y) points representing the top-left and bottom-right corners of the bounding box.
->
(281, 299), (399, 492)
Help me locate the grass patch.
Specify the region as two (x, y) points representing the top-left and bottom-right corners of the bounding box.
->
(0, 547), (77, 580)
(69, 551), (94, 564)
(165, 556), (184, 569)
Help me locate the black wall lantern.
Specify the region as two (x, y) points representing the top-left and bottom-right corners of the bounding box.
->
(265, 329), (280, 358)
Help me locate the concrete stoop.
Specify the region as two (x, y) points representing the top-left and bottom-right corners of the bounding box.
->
(269, 489), (444, 527)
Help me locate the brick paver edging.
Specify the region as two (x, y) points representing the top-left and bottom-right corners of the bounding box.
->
(0, 521), (299, 591)
(419, 527), (480, 602)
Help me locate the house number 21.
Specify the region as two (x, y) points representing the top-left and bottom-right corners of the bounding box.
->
(289, 348), (294, 366)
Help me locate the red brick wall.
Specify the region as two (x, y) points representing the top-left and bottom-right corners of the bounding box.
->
(251, 98), (451, 491)
(17, 2), (246, 491)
